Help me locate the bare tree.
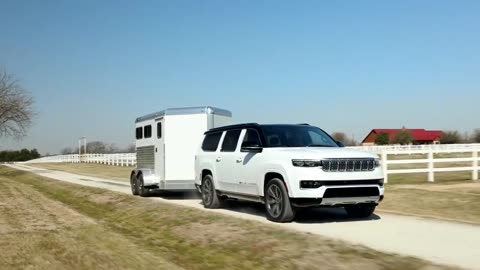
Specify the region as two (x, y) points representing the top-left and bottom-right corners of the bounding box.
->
(332, 132), (347, 144)
(125, 143), (135, 153)
(440, 130), (461, 144)
(0, 70), (35, 139)
(61, 147), (74, 155)
(473, 129), (480, 143)
(331, 132), (358, 146)
(87, 141), (107, 153)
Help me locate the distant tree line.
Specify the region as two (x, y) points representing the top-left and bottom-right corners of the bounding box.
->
(61, 141), (135, 155)
(0, 148), (40, 162)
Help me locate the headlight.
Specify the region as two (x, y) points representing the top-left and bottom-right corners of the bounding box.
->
(374, 158), (380, 167)
(292, 159), (323, 167)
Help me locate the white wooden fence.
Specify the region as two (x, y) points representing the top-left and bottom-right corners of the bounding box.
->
(25, 143), (480, 183)
(377, 148), (479, 183)
(26, 153), (136, 166)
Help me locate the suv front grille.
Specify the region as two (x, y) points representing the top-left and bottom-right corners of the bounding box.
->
(322, 158), (376, 172)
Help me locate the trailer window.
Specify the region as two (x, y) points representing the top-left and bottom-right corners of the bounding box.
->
(221, 130), (241, 152)
(136, 127), (143, 139)
(157, 123), (162, 138)
(202, 132), (222, 152)
(144, 125), (152, 138)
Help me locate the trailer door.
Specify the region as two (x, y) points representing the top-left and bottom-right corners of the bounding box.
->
(155, 118), (165, 181)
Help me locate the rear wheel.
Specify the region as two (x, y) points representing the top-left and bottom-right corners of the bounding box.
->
(130, 173), (139, 196)
(202, 175), (222, 209)
(137, 174), (149, 197)
(345, 204), (376, 218)
(264, 178), (295, 222)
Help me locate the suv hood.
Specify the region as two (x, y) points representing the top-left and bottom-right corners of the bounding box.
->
(267, 147), (378, 159)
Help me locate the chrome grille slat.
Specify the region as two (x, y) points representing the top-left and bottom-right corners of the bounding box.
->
(322, 158), (376, 172)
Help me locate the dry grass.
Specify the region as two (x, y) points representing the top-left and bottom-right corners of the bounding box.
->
(30, 162), (131, 182)
(380, 182), (480, 224)
(0, 166), (450, 270)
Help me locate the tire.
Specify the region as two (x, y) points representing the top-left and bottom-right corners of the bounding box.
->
(345, 204), (376, 218)
(264, 178), (295, 222)
(201, 174), (222, 209)
(137, 174), (149, 197)
(130, 173), (139, 196)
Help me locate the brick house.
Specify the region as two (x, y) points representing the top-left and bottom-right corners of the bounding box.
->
(362, 129), (443, 145)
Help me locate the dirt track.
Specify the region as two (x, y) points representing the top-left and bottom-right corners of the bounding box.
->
(8, 164), (480, 270)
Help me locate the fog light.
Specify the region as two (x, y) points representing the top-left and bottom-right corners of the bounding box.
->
(300, 181), (323, 189)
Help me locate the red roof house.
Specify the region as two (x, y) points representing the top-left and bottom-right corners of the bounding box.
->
(362, 128), (443, 145)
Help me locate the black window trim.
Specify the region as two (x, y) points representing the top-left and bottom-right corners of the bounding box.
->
(136, 127), (143, 140)
(202, 131), (223, 152)
(221, 129), (242, 152)
(144, 125), (152, 138)
(242, 128), (263, 147)
(157, 122), (162, 139)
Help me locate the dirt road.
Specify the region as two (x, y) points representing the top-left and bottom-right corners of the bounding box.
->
(8, 164), (480, 270)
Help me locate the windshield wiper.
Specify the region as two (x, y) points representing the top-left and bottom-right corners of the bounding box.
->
(306, 144), (335, 147)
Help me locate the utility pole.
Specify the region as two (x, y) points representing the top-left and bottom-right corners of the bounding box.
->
(78, 137), (87, 162)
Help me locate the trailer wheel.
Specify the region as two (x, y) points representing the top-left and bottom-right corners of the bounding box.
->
(137, 174), (149, 197)
(130, 173), (139, 195)
(202, 175), (222, 209)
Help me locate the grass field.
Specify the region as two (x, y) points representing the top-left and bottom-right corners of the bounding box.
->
(0, 166), (448, 270)
(379, 182), (480, 224)
(31, 162), (131, 182)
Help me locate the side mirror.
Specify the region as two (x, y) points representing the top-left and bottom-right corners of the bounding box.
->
(241, 142), (263, 153)
(336, 140), (345, 147)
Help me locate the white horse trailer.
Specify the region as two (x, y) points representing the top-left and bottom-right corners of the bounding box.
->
(131, 106), (232, 196)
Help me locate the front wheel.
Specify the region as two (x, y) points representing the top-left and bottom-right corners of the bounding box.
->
(345, 204), (376, 218)
(264, 178), (295, 222)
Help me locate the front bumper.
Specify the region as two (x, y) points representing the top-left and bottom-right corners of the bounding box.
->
(291, 194), (384, 208)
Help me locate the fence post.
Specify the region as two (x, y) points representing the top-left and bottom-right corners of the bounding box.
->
(473, 149), (478, 181)
(428, 150), (434, 182)
(381, 150), (388, 184)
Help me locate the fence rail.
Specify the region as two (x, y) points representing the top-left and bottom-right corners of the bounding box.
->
(26, 153), (136, 167)
(24, 143), (480, 183)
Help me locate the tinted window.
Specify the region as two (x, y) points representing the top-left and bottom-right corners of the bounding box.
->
(261, 125), (338, 148)
(144, 125), (152, 138)
(202, 132), (222, 152)
(242, 128), (262, 147)
(157, 123), (162, 138)
(221, 130), (241, 152)
(136, 127), (143, 139)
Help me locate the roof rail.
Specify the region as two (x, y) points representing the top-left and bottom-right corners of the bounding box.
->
(205, 123), (259, 134)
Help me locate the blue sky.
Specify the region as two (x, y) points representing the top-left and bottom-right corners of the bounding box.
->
(1, 0), (479, 154)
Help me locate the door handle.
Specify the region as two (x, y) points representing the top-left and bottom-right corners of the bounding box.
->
(216, 158), (221, 162)
(236, 158), (243, 163)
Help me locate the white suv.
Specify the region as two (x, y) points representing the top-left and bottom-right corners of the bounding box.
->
(194, 123), (384, 222)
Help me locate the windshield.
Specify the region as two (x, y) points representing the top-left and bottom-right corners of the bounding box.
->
(261, 125), (339, 148)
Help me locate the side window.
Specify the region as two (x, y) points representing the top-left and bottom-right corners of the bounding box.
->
(242, 128), (261, 147)
(144, 125), (152, 138)
(136, 127), (143, 139)
(157, 123), (162, 139)
(307, 130), (330, 145)
(221, 130), (241, 152)
(202, 132), (222, 152)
